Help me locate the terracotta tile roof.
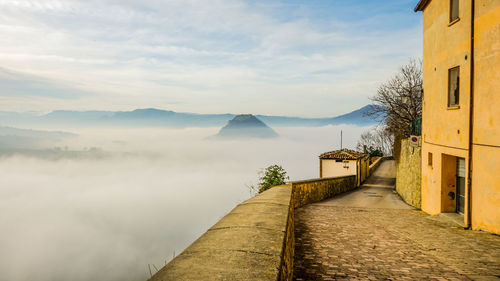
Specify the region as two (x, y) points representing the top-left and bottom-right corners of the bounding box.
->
(319, 149), (368, 160)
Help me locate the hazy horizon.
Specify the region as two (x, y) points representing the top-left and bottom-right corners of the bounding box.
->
(0, 104), (371, 120)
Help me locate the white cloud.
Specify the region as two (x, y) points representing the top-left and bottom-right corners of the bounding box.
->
(0, 0), (422, 116)
(0, 125), (372, 281)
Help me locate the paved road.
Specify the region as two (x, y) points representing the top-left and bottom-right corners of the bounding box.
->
(294, 160), (500, 281)
(315, 161), (412, 210)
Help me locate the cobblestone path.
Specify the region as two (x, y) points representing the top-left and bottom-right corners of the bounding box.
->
(294, 161), (500, 281)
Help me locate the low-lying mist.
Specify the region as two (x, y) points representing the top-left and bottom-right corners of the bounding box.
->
(0, 125), (371, 281)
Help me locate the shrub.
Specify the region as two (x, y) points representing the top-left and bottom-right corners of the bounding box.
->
(257, 165), (289, 193)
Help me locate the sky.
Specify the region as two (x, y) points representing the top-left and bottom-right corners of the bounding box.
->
(0, 0), (422, 117)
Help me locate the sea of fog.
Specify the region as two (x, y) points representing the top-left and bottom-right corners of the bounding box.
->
(0, 125), (371, 281)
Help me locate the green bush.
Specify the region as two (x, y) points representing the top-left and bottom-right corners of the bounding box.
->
(257, 165), (289, 193)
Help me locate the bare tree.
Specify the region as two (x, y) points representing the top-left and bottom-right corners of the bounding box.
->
(367, 59), (422, 136)
(356, 126), (394, 156)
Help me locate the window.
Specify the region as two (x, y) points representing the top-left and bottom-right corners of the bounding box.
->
(450, 0), (459, 23)
(448, 67), (460, 107)
(428, 152), (433, 167)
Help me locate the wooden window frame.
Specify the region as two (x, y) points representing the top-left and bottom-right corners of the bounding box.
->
(449, 0), (460, 24)
(448, 66), (460, 108)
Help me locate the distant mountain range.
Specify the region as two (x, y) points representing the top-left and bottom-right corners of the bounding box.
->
(215, 115), (279, 139)
(0, 105), (380, 128)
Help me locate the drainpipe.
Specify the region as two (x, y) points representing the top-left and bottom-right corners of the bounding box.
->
(467, 0), (475, 229)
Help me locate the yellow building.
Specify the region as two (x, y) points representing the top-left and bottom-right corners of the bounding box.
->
(415, 0), (500, 234)
(319, 149), (369, 186)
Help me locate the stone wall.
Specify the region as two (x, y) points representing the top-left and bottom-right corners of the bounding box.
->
(150, 175), (358, 281)
(291, 176), (357, 209)
(369, 157), (383, 175)
(360, 157), (369, 185)
(149, 185), (293, 281)
(280, 192), (294, 281)
(396, 138), (422, 208)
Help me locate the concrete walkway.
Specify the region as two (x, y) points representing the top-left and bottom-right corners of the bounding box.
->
(294, 161), (500, 280)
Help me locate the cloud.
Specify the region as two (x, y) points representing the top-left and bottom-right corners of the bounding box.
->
(0, 67), (88, 99)
(0, 0), (422, 116)
(0, 125), (372, 281)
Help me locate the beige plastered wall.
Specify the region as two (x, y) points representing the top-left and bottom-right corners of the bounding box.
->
(321, 159), (357, 178)
(421, 0), (472, 225)
(421, 0), (500, 233)
(470, 0), (500, 234)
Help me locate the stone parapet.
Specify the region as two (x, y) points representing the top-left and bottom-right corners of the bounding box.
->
(150, 175), (358, 281)
(369, 156), (393, 176)
(291, 176), (357, 209)
(369, 157), (383, 175)
(149, 185), (293, 281)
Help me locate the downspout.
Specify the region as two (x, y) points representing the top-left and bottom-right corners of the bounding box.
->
(467, 0), (475, 229)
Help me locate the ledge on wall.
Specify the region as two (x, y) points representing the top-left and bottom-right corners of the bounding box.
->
(149, 185), (292, 281)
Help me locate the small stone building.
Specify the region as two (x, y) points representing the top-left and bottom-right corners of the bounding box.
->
(319, 149), (369, 186)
